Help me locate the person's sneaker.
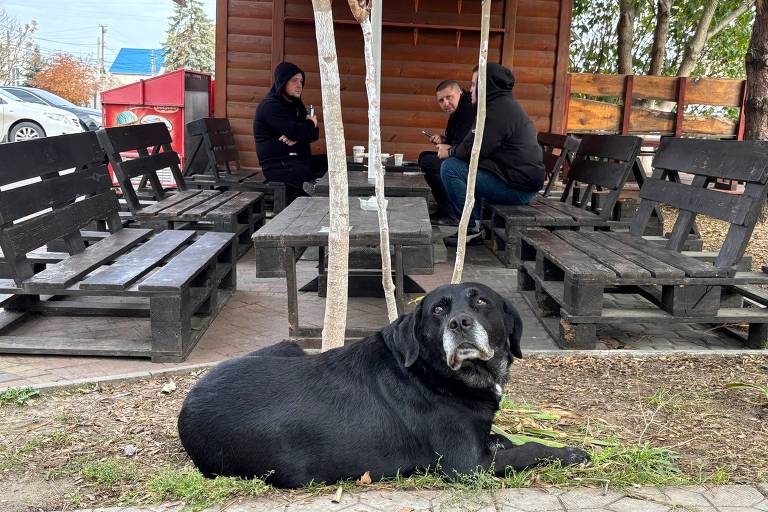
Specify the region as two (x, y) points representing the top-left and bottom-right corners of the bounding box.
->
(302, 181), (316, 196)
(432, 214), (460, 227)
(444, 228), (484, 247)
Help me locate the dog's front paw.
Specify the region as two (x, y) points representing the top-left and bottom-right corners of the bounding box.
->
(557, 446), (589, 466)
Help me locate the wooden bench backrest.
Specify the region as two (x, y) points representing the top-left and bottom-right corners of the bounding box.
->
(560, 134), (643, 219)
(537, 132), (581, 197)
(0, 131), (121, 284)
(186, 117), (241, 178)
(631, 137), (768, 269)
(97, 123), (185, 215)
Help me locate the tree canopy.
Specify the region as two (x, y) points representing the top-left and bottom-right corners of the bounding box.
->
(162, 0), (215, 74)
(30, 53), (98, 106)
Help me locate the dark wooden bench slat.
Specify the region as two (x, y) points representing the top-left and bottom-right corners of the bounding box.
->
(567, 159), (633, 190)
(536, 198), (603, 223)
(578, 231), (685, 278)
(492, 203), (564, 225)
(120, 152), (181, 181)
(79, 230), (195, 290)
(521, 229), (615, 280)
(639, 178), (748, 225)
(654, 138), (768, 183)
(214, 148), (239, 165)
(0, 132), (104, 186)
(176, 191), (240, 219)
(136, 190), (203, 216)
(138, 232), (234, 291)
(103, 123), (173, 153)
(553, 231), (651, 279)
(151, 190), (221, 219)
(24, 228), (153, 290)
(575, 134), (642, 162)
(609, 232), (731, 278)
(5, 192), (120, 256)
(208, 131), (236, 147)
(0, 166), (112, 224)
(205, 192), (262, 220)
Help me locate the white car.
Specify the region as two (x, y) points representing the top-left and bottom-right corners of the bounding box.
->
(0, 89), (83, 142)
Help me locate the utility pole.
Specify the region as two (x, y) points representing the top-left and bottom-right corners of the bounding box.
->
(99, 24), (107, 74)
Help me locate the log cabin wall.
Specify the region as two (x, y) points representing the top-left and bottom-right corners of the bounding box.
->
(215, 0), (571, 169)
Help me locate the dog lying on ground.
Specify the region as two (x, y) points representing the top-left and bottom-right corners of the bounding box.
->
(178, 282), (588, 487)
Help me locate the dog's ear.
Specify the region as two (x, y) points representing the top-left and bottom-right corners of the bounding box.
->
(382, 302), (422, 367)
(503, 299), (523, 359)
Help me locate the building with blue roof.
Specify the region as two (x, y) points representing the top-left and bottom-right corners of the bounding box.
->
(109, 48), (167, 76)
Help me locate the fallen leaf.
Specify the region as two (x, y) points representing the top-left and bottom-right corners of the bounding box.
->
(399, 508), (415, 512)
(160, 380), (176, 394)
(331, 486), (343, 503)
(357, 471), (372, 485)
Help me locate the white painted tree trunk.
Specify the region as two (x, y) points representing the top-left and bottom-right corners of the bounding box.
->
(452, 0), (491, 284)
(349, 0), (398, 321)
(312, 0), (350, 350)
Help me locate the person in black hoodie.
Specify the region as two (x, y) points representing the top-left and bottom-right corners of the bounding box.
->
(253, 62), (327, 203)
(418, 80), (475, 226)
(436, 63), (545, 247)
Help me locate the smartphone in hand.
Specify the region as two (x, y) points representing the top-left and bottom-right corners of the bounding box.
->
(309, 105), (315, 117)
(421, 130), (433, 139)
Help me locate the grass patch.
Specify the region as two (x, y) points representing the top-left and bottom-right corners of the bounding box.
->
(149, 466), (271, 511)
(0, 387), (40, 406)
(0, 436), (43, 471)
(81, 458), (140, 489)
(48, 431), (73, 447)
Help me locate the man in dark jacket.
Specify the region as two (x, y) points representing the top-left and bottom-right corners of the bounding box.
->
(437, 63), (544, 246)
(418, 80), (475, 225)
(253, 62), (327, 203)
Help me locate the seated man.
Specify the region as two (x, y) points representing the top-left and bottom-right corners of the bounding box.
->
(437, 63), (545, 246)
(419, 80), (475, 226)
(253, 61), (327, 204)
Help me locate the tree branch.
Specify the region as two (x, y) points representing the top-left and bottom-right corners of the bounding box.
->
(708, 0), (755, 39)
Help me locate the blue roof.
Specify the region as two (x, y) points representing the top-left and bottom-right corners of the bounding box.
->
(109, 48), (167, 75)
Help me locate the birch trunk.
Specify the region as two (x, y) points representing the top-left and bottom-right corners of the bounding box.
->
(348, 0), (398, 322)
(649, 0), (672, 76)
(745, 0), (768, 141)
(451, 0), (491, 284)
(617, 0), (638, 75)
(312, 0), (350, 350)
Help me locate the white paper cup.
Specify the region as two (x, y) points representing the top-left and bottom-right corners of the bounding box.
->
(352, 146), (365, 163)
(393, 153), (404, 166)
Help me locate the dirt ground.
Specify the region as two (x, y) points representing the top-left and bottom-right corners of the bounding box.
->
(1, 355), (767, 511)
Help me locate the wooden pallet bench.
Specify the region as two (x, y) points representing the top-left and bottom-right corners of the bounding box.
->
(517, 137), (768, 349)
(98, 123), (264, 258)
(0, 131), (237, 361)
(184, 117), (288, 214)
(485, 134), (643, 267)
(539, 132), (580, 197)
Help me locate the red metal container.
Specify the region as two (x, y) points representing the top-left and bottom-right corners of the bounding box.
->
(101, 69), (212, 185)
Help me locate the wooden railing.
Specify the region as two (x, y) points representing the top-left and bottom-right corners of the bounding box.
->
(564, 73), (748, 139)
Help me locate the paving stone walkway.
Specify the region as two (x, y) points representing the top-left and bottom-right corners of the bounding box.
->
(0, 238), (762, 391)
(66, 484), (768, 512)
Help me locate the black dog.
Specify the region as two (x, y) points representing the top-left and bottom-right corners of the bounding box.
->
(178, 283), (587, 487)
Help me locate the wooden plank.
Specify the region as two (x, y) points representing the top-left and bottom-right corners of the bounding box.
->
(0, 166), (112, 225)
(549, 0), (570, 134)
(567, 159), (634, 190)
(151, 190), (221, 219)
(102, 123), (173, 153)
(578, 231), (685, 278)
(139, 232), (235, 291)
(538, 198), (604, 224)
(271, 0), (285, 71)
(687, 77), (744, 107)
(214, 148), (240, 165)
(576, 134), (641, 162)
(176, 191), (240, 219)
(553, 230), (650, 279)
(520, 229), (614, 280)
(501, 0), (518, 69)
(621, 75), (633, 135)
(639, 178), (748, 225)
(79, 230), (195, 290)
(205, 192), (261, 220)
(0, 336), (152, 358)
(674, 77), (687, 137)
(0, 131), (104, 187)
(120, 152), (181, 181)
(137, 190), (203, 216)
(653, 138), (768, 183)
(214, 0), (228, 117)
(23, 228), (153, 290)
(4, 192), (120, 256)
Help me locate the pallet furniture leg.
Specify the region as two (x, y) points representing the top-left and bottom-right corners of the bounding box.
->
(505, 225), (524, 268)
(272, 184), (287, 214)
(283, 247), (299, 336)
(563, 277), (604, 316)
(747, 323), (768, 349)
(558, 319), (597, 349)
(661, 285), (721, 316)
(219, 238), (237, 290)
(535, 282), (560, 317)
(149, 289), (192, 363)
(517, 265), (535, 291)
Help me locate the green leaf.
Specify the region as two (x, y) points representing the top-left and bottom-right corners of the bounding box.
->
(491, 424), (566, 448)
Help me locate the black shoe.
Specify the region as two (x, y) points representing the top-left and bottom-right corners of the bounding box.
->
(444, 228), (483, 247)
(302, 181), (316, 196)
(433, 214), (460, 227)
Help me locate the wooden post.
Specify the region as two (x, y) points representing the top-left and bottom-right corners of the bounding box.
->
(312, 0), (351, 351)
(272, 0), (286, 72)
(349, 0), (398, 322)
(214, 0), (228, 117)
(621, 75), (634, 135)
(452, 0), (490, 284)
(674, 76), (688, 137)
(737, 80), (748, 141)
(550, 0), (573, 134)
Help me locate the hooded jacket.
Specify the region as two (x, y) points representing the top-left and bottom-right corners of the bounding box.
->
(445, 90), (474, 146)
(253, 62), (319, 166)
(451, 63), (544, 192)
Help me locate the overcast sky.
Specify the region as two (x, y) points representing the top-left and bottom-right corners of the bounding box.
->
(2, 0), (216, 68)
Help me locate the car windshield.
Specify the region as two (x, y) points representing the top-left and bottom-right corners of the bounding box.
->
(29, 89), (77, 108)
(2, 88), (48, 105)
(0, 89), (19, 103)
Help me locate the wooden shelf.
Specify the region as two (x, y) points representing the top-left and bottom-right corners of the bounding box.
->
(283, 16), (506, 33)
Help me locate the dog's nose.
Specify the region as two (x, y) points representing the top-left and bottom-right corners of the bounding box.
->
(448, 314), (474, 333)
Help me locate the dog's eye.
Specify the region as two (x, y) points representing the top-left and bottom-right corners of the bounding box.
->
(477, 297), (488, 305)
(432, 305), (445, 315)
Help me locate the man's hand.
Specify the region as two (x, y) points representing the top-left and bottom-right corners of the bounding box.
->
(279, 135), (297, 146)
(307, 115), (318, 127)
(436, 143), (451, 159)
(430, 134), (446, 145)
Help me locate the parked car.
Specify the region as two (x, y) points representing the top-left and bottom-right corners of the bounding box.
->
(0, 89), (83, 142)
(0, 86), (102, 131)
